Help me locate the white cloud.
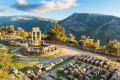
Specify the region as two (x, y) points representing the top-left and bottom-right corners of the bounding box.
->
(11, 0), (78, 13)
(0, 7), (11, 12)
(18, 0), (28, 5)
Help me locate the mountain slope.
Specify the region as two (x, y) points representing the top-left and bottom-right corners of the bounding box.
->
(58, 13), (120, 45)
(0, 14), (120, 45)
(0, 16), (57, 34)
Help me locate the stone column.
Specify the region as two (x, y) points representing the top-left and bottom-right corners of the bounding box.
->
(31, 31), (33, 41)
(39, 31), (41, 40)
(35, 31), (37, 40)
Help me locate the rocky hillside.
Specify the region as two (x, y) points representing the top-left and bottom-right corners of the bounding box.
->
(0, 13), (120, 45)
(0, 15), (57, 34)
(58, 13), (120, 45)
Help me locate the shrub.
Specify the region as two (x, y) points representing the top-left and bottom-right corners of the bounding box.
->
(105, 40), (120, 56)
(0, 48), (11, 79)
(66, 40), (78, 44)
(86, 42), (94, 47)
(66, 33), (78, 44)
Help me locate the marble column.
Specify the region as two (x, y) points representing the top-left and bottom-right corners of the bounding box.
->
(39, 31), (41, 40)
(35, 31), (37, 40)
(31, 31), (33, 41)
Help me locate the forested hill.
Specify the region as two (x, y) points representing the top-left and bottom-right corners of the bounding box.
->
(0, 15), (57, 34)
(1, 13), (120, 45)
(58, 13), (120, 45)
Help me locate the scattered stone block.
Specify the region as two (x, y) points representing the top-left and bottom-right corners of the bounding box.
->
(13, 69), (18, 74)
(64, 70), (69, 75)
(85, 76), (90, 80)
(79, 73), (84, 80)
(8, 74), (14, 78)
(68, 75), (73, 80)
(70, 70), (74, 76)
(101, 75), (107, 80)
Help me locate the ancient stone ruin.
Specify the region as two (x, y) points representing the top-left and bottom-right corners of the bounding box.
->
(28, 55), (120, 80)
(22, 27), (60, 56)
(31, 27), (41, 46)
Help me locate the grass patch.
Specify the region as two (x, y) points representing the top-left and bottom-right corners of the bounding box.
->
(34, 45), (46, 48)
(93, 71), (106, 80)
(56, 71), (68, 80)
(108, 73), (113, 80)
(7, 48), (12, 54)
(74, 61), (81, 66)
(11, 55), (40, 72)
(47, 57), (74, 72)
(12, 60), (39, 72)
(6, 74), (21, 80)
(20, 48), (28, 56)
(0, 42), (15, 47)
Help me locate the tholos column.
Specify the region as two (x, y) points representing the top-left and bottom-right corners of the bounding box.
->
(31, 31), (33, 40)
(35, 31), (37, 40)
(39, 31), (41, 40)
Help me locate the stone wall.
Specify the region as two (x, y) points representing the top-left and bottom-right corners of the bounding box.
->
(10, 41), (19, 46)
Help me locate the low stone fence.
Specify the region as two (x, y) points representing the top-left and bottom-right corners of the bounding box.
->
(59, 42), (118, 57)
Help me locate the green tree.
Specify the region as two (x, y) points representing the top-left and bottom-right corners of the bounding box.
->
(69, 33), (75, 40)
(41, 34), (47, 40)
(47, 24), (66, 42)
(16, 27), (24, 35)
(28, 32), (32, 38)
(20, 31), (28, 38)
(7, 25), (15, 34)
(0, 48), (11, 79)
(105, 39), (120, 57)
(107, 35), (110, 44)
(0, 26), (6, 35)
(79, 35), (94, 46)
(66, 33), (78, 44)
(94, 40), (100, 49)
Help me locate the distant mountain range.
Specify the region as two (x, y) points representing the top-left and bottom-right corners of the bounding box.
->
(0, 13), (120, 45)
(0, 15), (58, 34)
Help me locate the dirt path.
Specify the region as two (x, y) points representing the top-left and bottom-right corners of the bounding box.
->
(58, 45), (114, 60)
(11, 45), (116, 64)
(41, 45), (115, 64)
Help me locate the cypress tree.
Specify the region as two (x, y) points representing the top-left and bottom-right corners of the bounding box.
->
(107, 35), (110, 44)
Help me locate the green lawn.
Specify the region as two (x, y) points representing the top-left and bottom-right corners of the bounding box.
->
(74, 61), (81, 66)
(11, 54), (40, 72)
(0, 42), (15, 47)
(7, 48), (12, 54)
(12, 60), (40, 72)
(5, 74), (21, 80)
(19, 48), (28, 56)
(34, 45), (46, 48)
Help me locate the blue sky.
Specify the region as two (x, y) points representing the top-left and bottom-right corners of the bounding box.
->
(0, 0), (120, 20)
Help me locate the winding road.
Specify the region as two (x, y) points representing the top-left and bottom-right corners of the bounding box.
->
(11, 45), (116, 64)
